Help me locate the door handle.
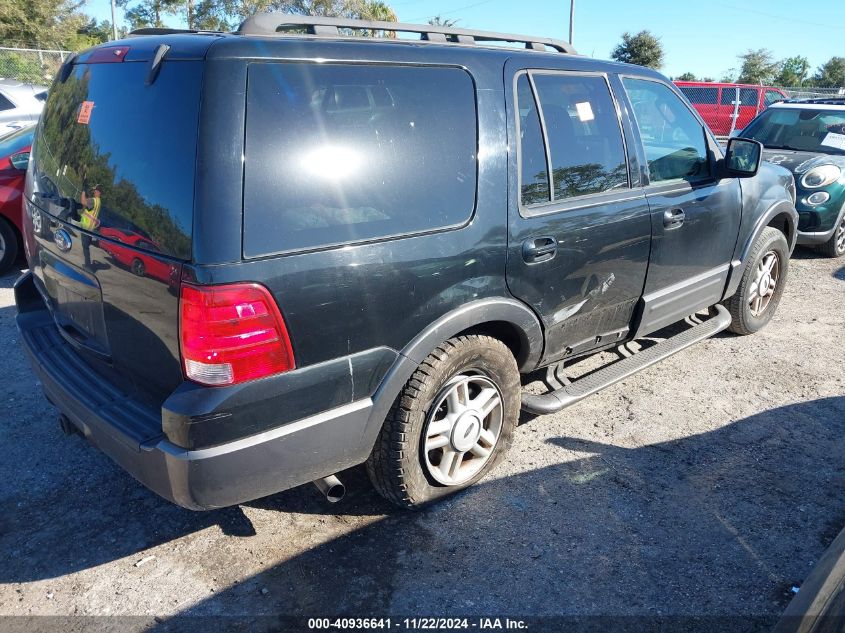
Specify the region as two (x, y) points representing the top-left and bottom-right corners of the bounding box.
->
(522, 236), (557, 264)
(663, 208), (685, 230)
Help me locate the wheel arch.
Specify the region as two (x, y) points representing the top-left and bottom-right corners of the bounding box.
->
(355, 297), (543, 460)
(725, 200), (797, 300)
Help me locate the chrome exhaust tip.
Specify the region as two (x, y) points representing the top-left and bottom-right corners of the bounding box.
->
(313, 474), (345, 503)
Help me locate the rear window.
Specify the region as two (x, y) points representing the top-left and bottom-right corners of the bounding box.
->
(243, 63), (477, 257)
(31, 60), (201, 259)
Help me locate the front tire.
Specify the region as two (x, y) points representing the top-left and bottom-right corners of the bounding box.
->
(0, 218), (19, 275)
(131, 258), (146, 277)
(724, 227), (789, 335)
(818, 212), (845, 258)
(366, 335), (521, 509)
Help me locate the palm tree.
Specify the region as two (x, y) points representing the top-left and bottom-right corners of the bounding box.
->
(356, 0), (397, 37)
(428, 15), (457, 27)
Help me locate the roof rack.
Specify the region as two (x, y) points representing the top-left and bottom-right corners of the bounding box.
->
(783, 97), (845, 105)
(235, 14), (577, 54)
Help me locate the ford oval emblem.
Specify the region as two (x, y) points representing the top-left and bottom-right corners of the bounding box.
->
(54, 229), (72, 252)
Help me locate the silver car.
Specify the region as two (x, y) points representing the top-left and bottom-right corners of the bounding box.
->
(0, 79), (48, 133)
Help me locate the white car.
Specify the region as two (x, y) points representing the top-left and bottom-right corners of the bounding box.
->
(0, 79), (48, 134)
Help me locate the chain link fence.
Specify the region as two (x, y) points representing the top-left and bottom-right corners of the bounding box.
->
(0, 47), (71, 85)
(676, 82), (845, 138)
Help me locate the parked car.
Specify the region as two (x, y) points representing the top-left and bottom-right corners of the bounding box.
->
(0, 124), (34, 273)
(15, 17), (797, 510)
(675, 81), (788, 136)
(98, 227), (180, 285)
(737, 98), (845, 257)
(0, 79), (47, 135)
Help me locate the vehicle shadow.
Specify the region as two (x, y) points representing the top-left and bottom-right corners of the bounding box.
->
(791, 246), (826, 260)
(146, 397), (844, 624)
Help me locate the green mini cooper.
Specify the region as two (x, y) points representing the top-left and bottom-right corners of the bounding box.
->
(739, 98), (845, 257)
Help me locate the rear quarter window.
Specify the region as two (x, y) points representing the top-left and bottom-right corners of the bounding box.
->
(243, 63), (478, 257)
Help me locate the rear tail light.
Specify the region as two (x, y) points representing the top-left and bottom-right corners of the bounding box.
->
(179, 283), (295, 386)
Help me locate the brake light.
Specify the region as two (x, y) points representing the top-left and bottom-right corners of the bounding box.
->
(88, 46), (129, 63)
(179, 283), (295, 386)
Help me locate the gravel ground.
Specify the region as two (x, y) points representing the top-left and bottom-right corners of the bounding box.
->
(0, 249), (843, 631)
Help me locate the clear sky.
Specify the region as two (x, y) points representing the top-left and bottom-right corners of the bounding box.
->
(86, 0), (844, 79)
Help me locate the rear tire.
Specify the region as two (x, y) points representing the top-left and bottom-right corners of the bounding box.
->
(0, 218), (19, 275)
(366, 335), (520, 509)
(724, 227), (789, 335)
(817, 212), (845, 258)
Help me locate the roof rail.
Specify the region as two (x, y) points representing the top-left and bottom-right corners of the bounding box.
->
(784, 96), (845, 105)
(235, 14), (577, 54)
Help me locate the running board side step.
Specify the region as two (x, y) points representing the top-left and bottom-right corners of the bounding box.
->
(521, 305), (732, 415)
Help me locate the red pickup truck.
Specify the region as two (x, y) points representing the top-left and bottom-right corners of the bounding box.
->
(674, 82), (787, 136)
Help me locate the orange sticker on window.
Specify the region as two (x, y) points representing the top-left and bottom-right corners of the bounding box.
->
(77, 101), (94, 124)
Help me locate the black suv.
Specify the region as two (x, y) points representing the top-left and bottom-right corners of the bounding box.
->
(15, 16), (798, 509)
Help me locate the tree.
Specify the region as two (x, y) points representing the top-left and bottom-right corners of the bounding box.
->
(775, 55), (810, 87)
(702, 77), (715, 83)
(676, 72), (697, 81)
(192, 0), (397, 32)
(74, 18), (127, 45)
(719, 71), (735, 83)
(737, 49), (779, 85)
(117, 0), (182, 30)
(813, 57), (845, 88)
(610, 31), (664, 70)
(0, 0), (90, 49)
(428, 15), (457, 27)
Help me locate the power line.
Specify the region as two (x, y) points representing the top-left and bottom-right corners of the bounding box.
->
(405, 0), (500, 24)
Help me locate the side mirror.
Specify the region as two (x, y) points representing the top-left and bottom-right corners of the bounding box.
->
(725, 137), (763, 178)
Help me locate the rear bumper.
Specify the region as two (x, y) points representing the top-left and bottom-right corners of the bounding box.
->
(14, 272), (375, 510)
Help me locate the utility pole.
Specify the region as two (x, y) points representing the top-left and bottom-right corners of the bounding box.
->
(568, 0), (575, 45)
(187, 0), (193, 29)
(110, 0), (118, 40)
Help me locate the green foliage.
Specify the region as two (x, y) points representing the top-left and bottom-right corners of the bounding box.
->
(676, 72), (697, 81)
(775, 55), (810, 87)
(737, 49), (780, 85)
(0, 52), (46, 83)
(117, 0), (183, 30)
(812, 57), (845, 88)
(428, 15), (457, 27)
(0, 0), (89, 49)
(610, 30), (664, 70)
(192, 0), (398, 33)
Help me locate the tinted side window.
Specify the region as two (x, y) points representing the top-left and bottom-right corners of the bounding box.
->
(764, 90), (784, 106)
(623, 78), (710, 184)
(517, 75), (550, 206)
(531, 73), (628, 200)
(243, 63), (477, 257)
(0, 92), (15, 111)
(679, 86), (718, 105)
(740, 88), (759, 106)
(721, 87), (759, 106)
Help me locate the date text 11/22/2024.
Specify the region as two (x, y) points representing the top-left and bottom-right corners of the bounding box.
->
(307, 618), (529, 630)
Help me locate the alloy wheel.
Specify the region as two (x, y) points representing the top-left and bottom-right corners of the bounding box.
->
(422, 373), (504, 486)
(748, 250), (780, 317)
